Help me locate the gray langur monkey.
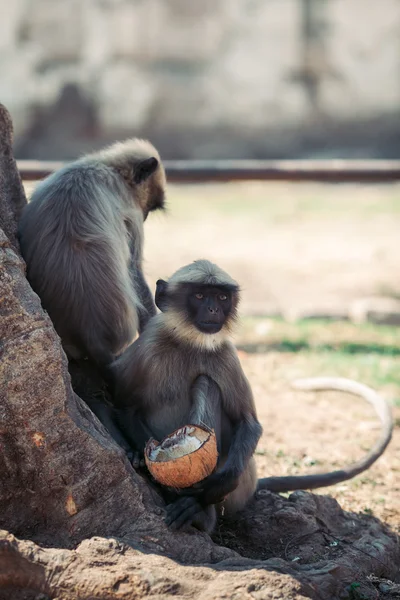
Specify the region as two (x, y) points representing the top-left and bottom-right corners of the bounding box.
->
(18, 138), (166, 450)
(112, 260), (393, 533)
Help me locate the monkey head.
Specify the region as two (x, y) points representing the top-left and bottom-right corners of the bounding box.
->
(87, 138), (166, 220)
(156, 260), (240, 350)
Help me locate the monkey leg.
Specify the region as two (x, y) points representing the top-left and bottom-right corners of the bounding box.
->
(164, 371), (222, 534)
(219, 456), (258, 516)
(114, 407), (156, 469)
(165, 496), (217, 533)
(68, 358), (138, 463)
(89, 402), (136, 455)
(192, 503), (217, 533)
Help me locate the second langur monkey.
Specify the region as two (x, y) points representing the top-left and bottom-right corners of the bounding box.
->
(112, 260), (393, 533)
(18, 138), (166, 451)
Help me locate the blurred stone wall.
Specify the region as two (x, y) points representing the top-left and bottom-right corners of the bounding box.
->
(1, 0), (400, 159)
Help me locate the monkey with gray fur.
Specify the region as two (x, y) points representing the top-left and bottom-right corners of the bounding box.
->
(18, 139), (166, 451)
(112, 259), (393, 533)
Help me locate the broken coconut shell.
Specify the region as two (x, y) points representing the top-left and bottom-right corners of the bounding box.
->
(144, 425), (218, 488)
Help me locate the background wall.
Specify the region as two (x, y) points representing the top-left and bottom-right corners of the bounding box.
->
(1, 0), (400, 159)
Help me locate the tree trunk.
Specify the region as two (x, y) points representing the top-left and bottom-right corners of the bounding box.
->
(0, 104), (27, 254)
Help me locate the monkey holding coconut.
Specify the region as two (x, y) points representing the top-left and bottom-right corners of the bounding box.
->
(112, 260), (393, 533)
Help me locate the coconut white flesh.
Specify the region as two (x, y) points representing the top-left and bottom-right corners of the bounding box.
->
(149, 426), (205, 462)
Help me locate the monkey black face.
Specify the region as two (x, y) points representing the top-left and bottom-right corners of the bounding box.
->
(156, 280), (236, 335)
(187, 286), (234, 334)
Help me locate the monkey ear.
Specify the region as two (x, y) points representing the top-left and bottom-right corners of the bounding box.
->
(134, 157), (159, 184)
(155, 279), (168, 312)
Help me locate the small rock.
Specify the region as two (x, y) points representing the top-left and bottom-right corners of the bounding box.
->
(349, 296), (400, 326)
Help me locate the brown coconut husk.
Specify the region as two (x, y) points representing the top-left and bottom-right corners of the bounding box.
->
(145, 425), (218, 488)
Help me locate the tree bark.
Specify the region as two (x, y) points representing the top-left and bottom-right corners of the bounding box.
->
(0, 104), (27, 254)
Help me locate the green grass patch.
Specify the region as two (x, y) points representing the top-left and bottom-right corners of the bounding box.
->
(237, 316), (400, 392)
(238, 316), (400, 349)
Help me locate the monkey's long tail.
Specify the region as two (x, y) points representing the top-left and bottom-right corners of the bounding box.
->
(257, 377), (393, 493)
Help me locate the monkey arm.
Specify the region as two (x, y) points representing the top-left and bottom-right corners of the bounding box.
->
(188, 375), (222, 449)
(191, 416), (262, 505)
(221, 416), (262, 479)
(124, 214), (156, 332)
(165, 375), (222, 529)
(179, 372), (263, 505)
(134, 268), (157, 331)
(127, 252), (157, 332)
(213, 366), (263, 486)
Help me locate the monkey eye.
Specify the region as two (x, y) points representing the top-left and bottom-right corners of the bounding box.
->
(219, 294), (227, 301)
(195, 293), (203, 300)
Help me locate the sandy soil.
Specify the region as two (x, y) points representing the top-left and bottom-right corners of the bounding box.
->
(242, 350), (400, 532)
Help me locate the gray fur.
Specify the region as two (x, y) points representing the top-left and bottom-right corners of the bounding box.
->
(18, 139), (166, 366)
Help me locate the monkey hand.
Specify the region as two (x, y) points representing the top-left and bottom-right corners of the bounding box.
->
(126, 449), (146, 470)
(176, 471), (239, 505)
